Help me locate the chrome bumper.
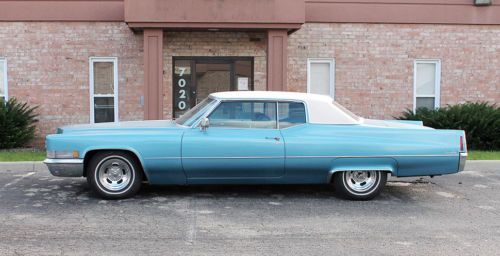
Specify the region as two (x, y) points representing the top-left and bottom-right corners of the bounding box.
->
(43, 158), (84, 177)
(458, 152), (467, 172)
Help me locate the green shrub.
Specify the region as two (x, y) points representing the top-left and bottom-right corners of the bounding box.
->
(0, 98), (39, 149)
(396, 102), (500, 150)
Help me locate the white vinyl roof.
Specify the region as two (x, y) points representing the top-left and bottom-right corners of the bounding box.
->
(210, 91), (361, 125)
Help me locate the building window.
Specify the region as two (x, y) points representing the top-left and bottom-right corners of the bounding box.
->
(414, 60), (441, 111)
(0, 58), (7, 101)
(90, 57), (118, 123)
(307, 58), (335, 98)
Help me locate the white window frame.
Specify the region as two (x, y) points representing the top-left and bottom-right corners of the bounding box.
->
(0, 58), (7, 101)
(413, 59), (441, 112)
(307, 58), (335, 99)
(89, 57), (118, 123)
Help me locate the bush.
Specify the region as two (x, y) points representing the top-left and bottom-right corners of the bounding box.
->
(0, 98), (39, 149)
(396, 102), (500, 150)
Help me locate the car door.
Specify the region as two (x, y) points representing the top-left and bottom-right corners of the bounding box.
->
(182, 100), (285, 181)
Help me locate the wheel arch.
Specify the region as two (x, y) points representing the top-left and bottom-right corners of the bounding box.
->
(83, 148), (149, 181)
(327, 157), (398, 183)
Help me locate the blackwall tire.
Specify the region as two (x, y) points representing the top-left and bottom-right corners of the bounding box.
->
(87, 151), (143, 199)
(333, 171), (387, 201)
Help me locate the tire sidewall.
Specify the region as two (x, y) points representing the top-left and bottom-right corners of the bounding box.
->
(334, 171), (387, 200)
(87, 151), (142, 199)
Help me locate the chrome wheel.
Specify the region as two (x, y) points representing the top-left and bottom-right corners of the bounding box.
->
(96, 156), (133, 192)
(343, 171), (378, 194)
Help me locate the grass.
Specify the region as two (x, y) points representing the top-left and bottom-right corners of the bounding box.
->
(468, 150), (500, 160)
(0, 150), (46, 162)
(0, 149), (498, 162)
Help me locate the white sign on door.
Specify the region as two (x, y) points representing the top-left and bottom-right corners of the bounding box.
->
(237, 77), (249, 91)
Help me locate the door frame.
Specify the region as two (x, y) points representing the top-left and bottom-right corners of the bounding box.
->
(172, 56), (254, 117)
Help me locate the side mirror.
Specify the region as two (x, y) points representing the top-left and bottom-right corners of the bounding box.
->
(200, 117), (210, 131)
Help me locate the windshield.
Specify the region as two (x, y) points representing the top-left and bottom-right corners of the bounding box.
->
(175, 98), (217, 126)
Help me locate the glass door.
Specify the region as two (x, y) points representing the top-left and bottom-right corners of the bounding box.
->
(194, 61), (232, 105)
(173, 57), (253, 118)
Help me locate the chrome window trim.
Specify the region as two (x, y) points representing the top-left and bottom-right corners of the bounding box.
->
(192, 98), (283, 130)
(190, 97), (310, 130)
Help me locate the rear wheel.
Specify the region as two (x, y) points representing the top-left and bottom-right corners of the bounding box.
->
(333, 171), (387, 200)
(87, 151), (143, 199)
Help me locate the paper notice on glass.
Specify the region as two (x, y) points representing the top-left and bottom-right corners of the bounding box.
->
(237, 77), (249, 91)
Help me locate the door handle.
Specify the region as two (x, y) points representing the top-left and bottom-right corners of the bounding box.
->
(265, 137), (281, 142)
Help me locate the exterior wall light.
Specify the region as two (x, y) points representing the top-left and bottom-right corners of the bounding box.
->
(474, 0), (492, 6)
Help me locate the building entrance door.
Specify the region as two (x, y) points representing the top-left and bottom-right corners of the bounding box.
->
(173, 57), (254, 118)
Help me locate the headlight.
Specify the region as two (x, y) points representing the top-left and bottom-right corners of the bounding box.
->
(47, 150), (79, 159)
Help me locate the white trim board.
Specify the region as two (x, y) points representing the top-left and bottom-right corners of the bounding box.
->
(307, 58), (335, 99)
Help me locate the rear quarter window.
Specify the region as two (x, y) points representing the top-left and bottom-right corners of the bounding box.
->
(278, 102), (306, 129)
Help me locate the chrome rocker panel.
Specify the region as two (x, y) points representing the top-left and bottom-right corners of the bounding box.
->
(43, 158), (84, 177)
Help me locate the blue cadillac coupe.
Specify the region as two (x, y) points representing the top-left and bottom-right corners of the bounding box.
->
(44, 91), (467, 200)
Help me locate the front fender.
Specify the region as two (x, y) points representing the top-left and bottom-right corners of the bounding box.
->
(81, 146), (150, 181)
(327, 157), (398, 182)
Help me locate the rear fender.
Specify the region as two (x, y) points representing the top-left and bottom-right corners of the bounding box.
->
(327, 157), (398, 182)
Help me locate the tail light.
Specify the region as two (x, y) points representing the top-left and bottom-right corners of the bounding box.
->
(460, 135), (466, 152)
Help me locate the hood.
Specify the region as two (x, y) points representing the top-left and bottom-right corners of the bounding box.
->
(362, 119), (432, 129)
(57, 120), (180, 134)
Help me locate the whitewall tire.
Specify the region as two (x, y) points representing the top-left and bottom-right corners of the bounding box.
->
(87, 151), (143, 199)
(333, 171), (387, 200)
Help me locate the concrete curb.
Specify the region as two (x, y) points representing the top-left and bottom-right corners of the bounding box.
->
(0, 161), (47, 172)
(0, 160), (498, 172)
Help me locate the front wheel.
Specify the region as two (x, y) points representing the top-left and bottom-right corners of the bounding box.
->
(333, 171), (387, 200)
(87, 151), (143, 199)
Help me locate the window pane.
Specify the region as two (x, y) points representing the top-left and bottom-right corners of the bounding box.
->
(93, 62), (114, 95)
(309, 62), (331, 96)
(209, 101), (276, 129)
(416, 63), (436, 95)
(234, 60), (252, 91)
(94, 97), (115, 123)
(416, 97), (435, 110)
(278, 102), (306, 128)
(0, 60), (4, 96)
(196, 63), (230, 102)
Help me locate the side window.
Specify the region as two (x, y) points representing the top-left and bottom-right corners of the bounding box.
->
(278, 102), (306, 129)
(209, 101), (277, 129)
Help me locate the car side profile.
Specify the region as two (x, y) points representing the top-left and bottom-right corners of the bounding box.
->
(44, 91), (467, 200)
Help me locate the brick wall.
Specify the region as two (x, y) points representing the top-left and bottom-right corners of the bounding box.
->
(288, 23), (500, 119)
(163, 31), (267, 118)
(1, 22), (499, 147)
(0, 22), (143, 146)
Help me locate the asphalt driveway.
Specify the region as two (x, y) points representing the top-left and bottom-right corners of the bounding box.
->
(0, 161), (499, 256)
